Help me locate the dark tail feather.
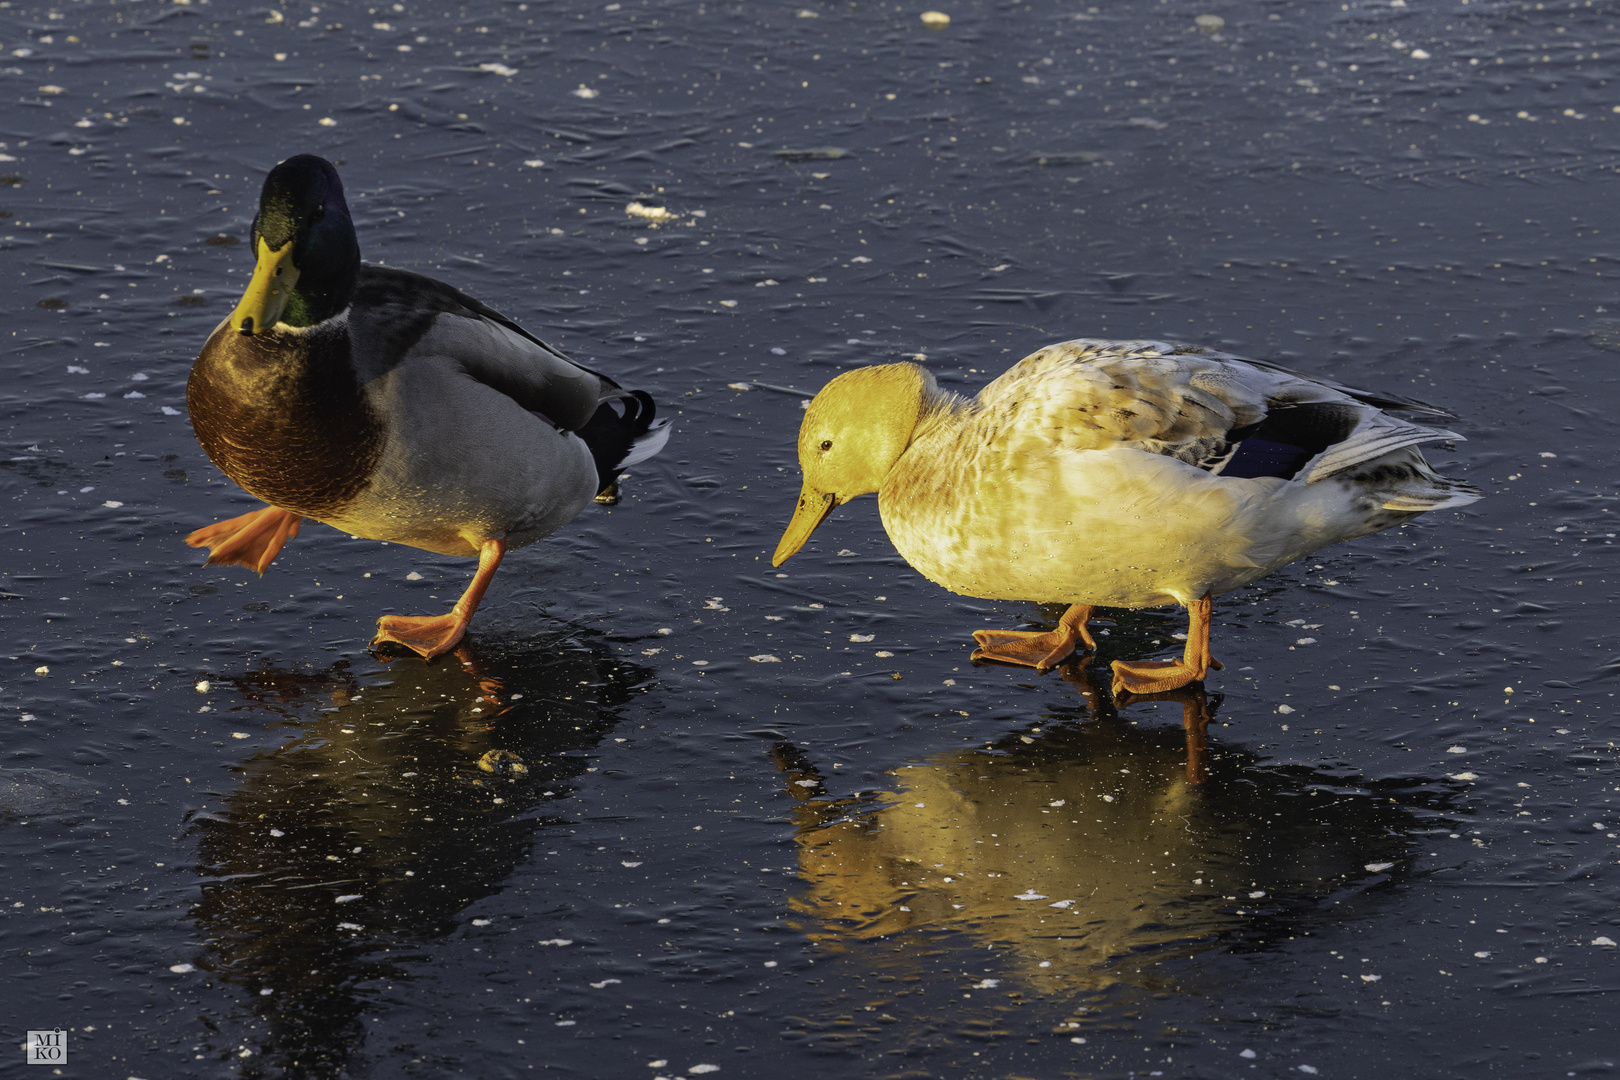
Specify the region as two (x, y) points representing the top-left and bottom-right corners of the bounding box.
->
(576, 390), (671, 497)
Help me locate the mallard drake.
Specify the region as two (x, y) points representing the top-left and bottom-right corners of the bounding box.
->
(772, 339), (1480, 694)
(186, 154), (669, 659)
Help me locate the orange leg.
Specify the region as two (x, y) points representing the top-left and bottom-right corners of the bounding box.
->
(185, 506), (304, 575)
(971, 604), (1096, 673)
(370, 540), (507, 661)
(1109, 592), (1224, 696)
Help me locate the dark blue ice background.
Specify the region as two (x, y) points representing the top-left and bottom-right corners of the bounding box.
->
(2, 0), (1619, 1076)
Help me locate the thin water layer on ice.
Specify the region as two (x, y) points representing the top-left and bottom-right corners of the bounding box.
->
(2, 0), (1619, 1076)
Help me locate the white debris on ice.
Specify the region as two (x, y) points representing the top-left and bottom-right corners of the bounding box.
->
(627, 201), (677, 225)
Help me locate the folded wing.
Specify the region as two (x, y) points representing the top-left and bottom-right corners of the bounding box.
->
(352, 265), (619, 431)
(977, 338), (1471, 495)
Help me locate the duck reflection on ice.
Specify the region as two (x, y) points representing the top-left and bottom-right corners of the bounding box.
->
(186, 635), (649, 1077)
(778, 663), (1431, 1001)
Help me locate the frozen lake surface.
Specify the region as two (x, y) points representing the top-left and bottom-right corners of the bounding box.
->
(2, 0), (1618, 1076)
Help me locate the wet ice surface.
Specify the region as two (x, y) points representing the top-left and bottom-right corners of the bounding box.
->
(2, 0), (1619, 1075)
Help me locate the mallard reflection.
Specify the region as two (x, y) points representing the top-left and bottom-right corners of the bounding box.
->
(187, 634), (649, 1077)
(781, 666), (1429, 1000)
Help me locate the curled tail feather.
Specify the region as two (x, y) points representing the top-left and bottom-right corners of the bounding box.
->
(576, 389), (671, 497)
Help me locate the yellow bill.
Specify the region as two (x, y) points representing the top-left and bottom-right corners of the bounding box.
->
(230, 237), (300, 335)
(772, 485), (839, 566)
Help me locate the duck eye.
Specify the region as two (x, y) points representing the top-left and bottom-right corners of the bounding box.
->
(819, 439), (833, 452)
(312, 206), (326, 222)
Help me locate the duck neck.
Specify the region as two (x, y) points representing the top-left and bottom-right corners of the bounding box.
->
(281, 250), (358, 327)
(282, 289), (349, 328)
(910, 383), (968, 444)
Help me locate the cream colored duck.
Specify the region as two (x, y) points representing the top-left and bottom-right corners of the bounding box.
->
(772, 339), (1480, 694)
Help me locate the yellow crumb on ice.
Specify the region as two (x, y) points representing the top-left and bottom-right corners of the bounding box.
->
(626, 201), (678, 225)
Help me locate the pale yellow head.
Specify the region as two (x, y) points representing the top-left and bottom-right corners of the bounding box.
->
(772, 363), (932, 566)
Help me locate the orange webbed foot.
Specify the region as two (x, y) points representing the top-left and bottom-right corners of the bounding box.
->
(186, 506), (303, 575)
(368, 539), (507, 662)
(1109, 592), (1221, 696)
(972, 629), (1082, 672)
(971, 604), (1096, 673)
(1109, 657), (1222, 696)
(370, 613), (472, 660)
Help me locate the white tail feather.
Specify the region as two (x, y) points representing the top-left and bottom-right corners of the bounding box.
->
(616, 419), (671, 471)
(1382, 487), (1482, 512)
